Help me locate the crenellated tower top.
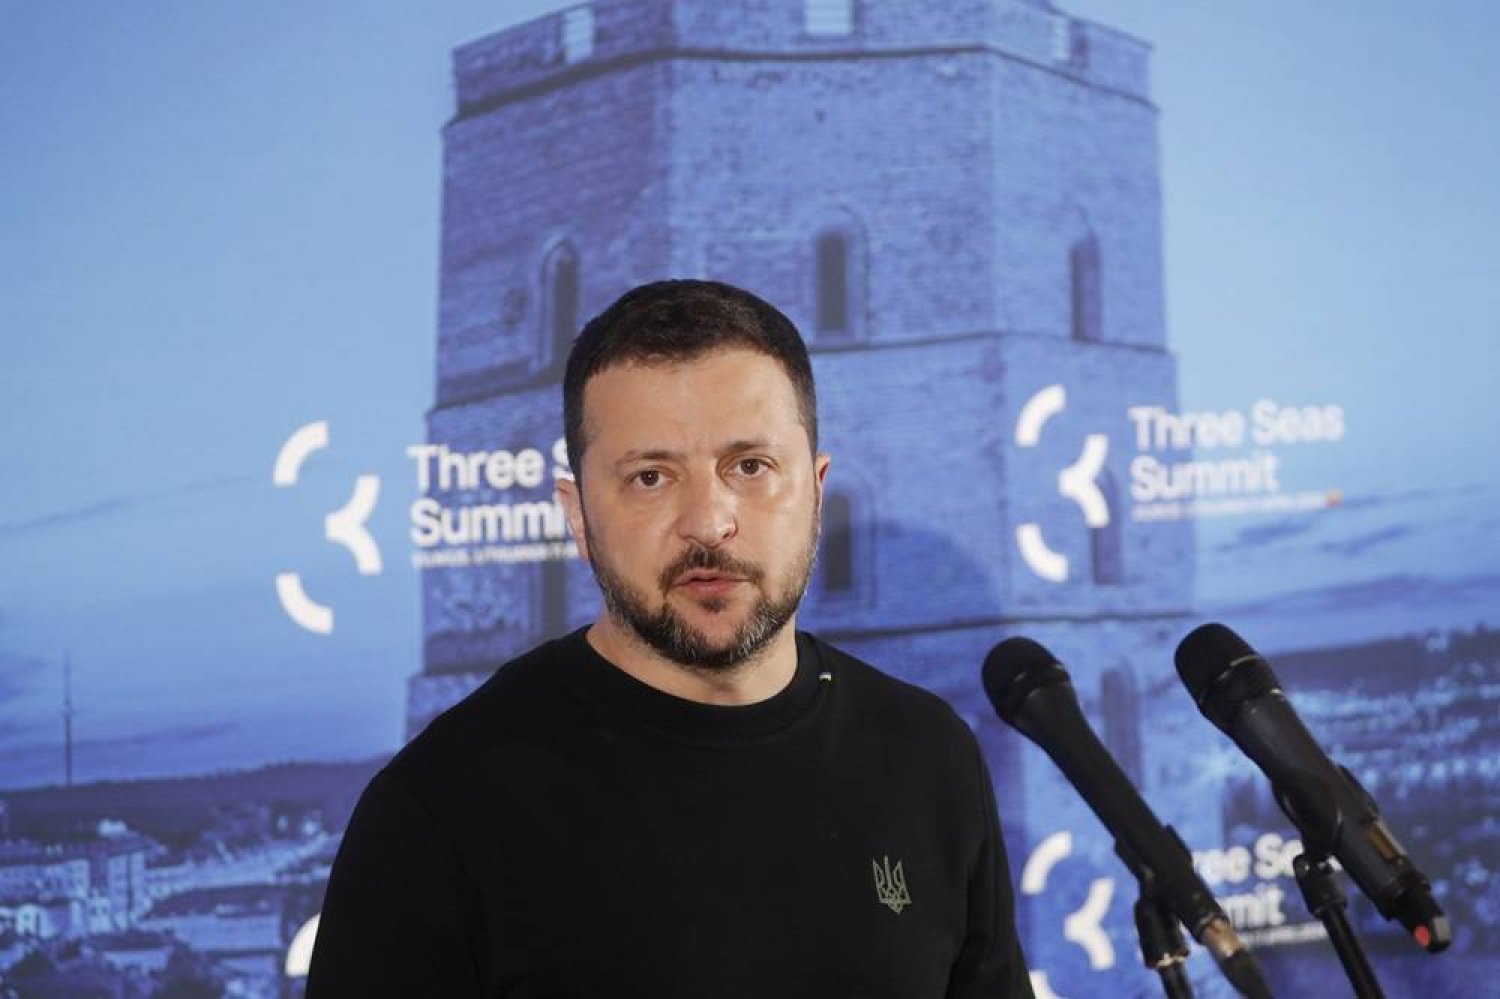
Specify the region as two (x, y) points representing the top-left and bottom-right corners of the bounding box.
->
(452, 0), (1150, 120)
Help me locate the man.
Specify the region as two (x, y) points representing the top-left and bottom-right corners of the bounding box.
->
(307, 280), (1033, 997)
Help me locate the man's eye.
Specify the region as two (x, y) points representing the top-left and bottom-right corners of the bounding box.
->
(737, 458), (768, 476)
(634, 470), (662, 488)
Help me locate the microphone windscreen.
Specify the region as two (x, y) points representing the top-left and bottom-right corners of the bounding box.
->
(981, 636), (1064, 725)
(1174, 622), (1254, 699)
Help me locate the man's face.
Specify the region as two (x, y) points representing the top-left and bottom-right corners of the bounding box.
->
(560, 347), (829, 671)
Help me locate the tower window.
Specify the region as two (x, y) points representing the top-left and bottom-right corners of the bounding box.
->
(544, 244), (580, 373)
(1100, 667), (1142, 785)
(1070, 232), (1102, 342)
(816, 231), (851, 337)
(561, 6), (595, 63)
(1050, 15), (1088, 67)
(1090, 468), (1123, 585)
(822, 493), (855, 594)
(541, 558), (567, 638)
(805, 0), (855, 36)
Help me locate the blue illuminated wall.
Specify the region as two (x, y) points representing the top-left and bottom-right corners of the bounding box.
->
(0, 1), (1494, 996)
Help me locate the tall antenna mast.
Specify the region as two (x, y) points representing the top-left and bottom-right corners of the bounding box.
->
(63, 655), (74, 788)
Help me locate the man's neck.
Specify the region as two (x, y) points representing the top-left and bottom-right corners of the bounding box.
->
(583, 618), (799, 706)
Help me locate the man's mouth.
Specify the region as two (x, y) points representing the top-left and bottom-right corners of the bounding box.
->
(674, 569), (747, 594)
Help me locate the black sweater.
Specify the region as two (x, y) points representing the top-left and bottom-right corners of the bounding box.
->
(307, 629), (1033, 998)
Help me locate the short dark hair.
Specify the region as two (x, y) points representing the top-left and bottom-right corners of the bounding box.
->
(562, 279), (818, 478)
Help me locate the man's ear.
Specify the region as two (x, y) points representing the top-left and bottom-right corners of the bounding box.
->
(554, 476), (591, 563)
(814, 453), (832, 512)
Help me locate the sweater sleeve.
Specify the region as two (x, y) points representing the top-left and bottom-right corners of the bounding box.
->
(305, 769), (487, 999)
(946, 739), (1036, 999)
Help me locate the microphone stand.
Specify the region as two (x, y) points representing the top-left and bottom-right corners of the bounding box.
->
(1115, 834), (1272, 999)
(1293, 852), (1383, 999)
(1277, 774), (1386, 999)
(1133, 888), (1194, 999)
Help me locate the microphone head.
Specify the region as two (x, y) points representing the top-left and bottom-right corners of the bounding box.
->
(1175, 623), (1254, 694)
(982, 636), (1071, 727)
(1175, 622), (1279, 733)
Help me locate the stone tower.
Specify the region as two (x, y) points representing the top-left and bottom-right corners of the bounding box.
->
(411, 2), (1192, 983)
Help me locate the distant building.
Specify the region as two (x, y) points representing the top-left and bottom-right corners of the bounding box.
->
(93, 930), (175, 975)
(0, 843), (90, 904)
(140, 884), (283, 953)
(138, 882), (292, 991)
(411, 0), (1186, 814)
(3, 898), (81, 940)
(0, 825), (154, 937)
(80, 825), (153, 927)
(145, 855), (189, 905)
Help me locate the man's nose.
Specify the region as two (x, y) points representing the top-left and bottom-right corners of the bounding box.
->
(676, 474), (738, 547)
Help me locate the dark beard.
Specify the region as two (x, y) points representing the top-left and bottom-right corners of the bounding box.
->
(586, 515), (817, 673)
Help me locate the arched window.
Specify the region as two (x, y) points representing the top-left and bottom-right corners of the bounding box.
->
(543, 243), (580, 374)
(1070, 231), (1102, 342)
(815, 231), (851, 338)
(1090, 467), (1123, 585)
(810, 211), (868, 344)
(1100, 667), (1143, 786)
(821, 492), (855, 595)
(541, 558), (567, 639)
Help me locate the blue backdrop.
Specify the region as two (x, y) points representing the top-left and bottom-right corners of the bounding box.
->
(1, 1), (1495, 996)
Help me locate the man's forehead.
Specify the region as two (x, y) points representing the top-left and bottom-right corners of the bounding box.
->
(589, 344), (778, 378)
(580, 349), (805, 451)
(585, 349), (795, 402)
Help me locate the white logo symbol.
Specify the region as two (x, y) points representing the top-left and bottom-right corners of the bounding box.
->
(1014, 385), (1111, 583)
(273, 421), (382, 634)
(1020, 831), (1117, 998)
(285, 914), (319, 978)
(872, 855), (912, 914)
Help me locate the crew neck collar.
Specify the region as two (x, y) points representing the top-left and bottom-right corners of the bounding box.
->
(561, 627), (826, 745)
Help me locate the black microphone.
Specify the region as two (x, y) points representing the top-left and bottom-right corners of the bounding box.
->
(1175, 623), (1451, 953)
(983, 637), (1272, 999)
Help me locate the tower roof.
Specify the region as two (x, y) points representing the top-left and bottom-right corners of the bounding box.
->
(452, 0), (1150, 120)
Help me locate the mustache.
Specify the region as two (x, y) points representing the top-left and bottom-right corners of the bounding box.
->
(658, 545), (765, 591)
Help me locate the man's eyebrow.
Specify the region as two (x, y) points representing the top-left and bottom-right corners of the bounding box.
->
(719, 437), (778, 456)
(613, 440), (782, 468)
(614, 448), (686, 468)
